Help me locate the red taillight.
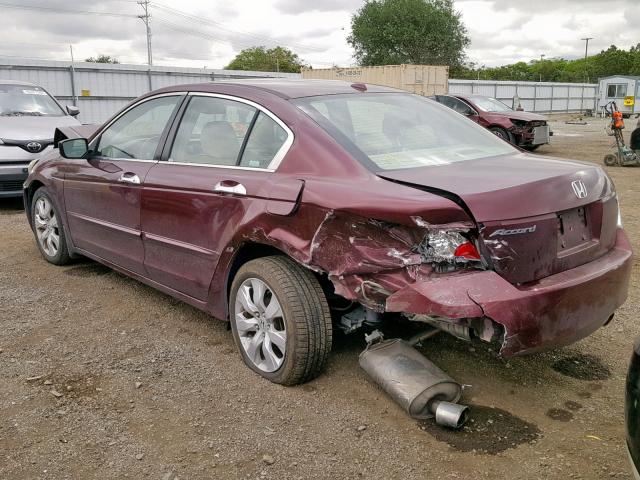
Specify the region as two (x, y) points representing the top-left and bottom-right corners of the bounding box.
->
(454, 242), (481, 260)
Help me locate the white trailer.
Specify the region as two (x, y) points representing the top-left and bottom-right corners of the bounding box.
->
(597, 75), (639, 117)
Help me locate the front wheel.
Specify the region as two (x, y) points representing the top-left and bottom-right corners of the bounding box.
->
(31, 188), (71, 265)
(230, 256), (332, 385)
(489, 127), (515, 145)
(604, 154), (618, 166)
(522, 144), (541, 151)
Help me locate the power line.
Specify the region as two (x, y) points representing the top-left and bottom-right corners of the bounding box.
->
(0, 2), (137, 17)
(151, 2), (326, 54)
(153, 17), (335, 66)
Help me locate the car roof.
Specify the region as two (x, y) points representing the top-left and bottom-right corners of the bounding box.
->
(153, 79), (403, 100)
(0, 79), (38, 86)
(446, 93), (492, 101)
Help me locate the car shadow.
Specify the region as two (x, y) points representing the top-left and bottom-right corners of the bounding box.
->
(0, 197), (25, 214)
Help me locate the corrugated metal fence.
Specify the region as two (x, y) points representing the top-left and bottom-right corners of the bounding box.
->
(448, 79), (598, 114)
(0, 58), (298, 123)
(0, 58), (599, 122)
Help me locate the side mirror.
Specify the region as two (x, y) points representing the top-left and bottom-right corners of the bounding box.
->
(59, 138), (89, 159)
(66, 105), (80, 117)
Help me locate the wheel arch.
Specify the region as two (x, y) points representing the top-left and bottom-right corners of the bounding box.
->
(221, 242), (292, 321)
(25, 180), (45, 227)
(218, 241), (332, 322)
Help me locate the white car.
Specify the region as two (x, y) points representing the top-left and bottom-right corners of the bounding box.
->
(0, 80), (80, 198)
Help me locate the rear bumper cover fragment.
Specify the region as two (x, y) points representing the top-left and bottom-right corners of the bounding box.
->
(386, 229), (633, 357)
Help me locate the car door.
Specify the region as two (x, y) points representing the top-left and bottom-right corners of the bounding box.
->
(141, 93), (293, 301)
(63, 93), (184, 275)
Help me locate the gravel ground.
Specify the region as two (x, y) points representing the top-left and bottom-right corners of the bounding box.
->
(1, 115), (639, 479)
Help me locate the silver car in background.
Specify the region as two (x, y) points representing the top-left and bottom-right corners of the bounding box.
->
(0, 80), (80, 197)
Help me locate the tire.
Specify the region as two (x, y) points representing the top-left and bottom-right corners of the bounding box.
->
(522, 144), (541, 151)
(604, 154), (618, 166)
(489, 127), (515, 145)
(31, 188), (71, 265)
(229, 256), (332, 386)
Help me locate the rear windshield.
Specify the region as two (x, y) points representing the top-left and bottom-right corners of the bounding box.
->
(294, 93), (515, 171)
(0, 84), (65, 117)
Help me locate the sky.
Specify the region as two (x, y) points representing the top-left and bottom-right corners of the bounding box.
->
(0, 0), (638, 69)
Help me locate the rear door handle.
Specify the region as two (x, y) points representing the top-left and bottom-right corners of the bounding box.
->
(214, 181), (246, 195)
(118, 172), (141, 185)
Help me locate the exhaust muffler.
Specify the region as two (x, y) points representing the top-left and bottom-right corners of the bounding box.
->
(359, 333), (469, 428)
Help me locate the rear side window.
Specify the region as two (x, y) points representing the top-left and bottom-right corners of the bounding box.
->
(170, 96), (256, 166)
(239, 112), (287, 168)
(437, 96), (474, 115)
(170, 95), (289, 169)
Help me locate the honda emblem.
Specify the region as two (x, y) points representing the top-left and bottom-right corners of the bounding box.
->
(571, 180), (587, 199)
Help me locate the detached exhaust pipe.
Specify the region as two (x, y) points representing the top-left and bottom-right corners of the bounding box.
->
(359, 331), (469, 428)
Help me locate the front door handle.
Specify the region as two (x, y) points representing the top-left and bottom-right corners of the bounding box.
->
(214, 181), (246, 195)
(118, 172), (141, 185)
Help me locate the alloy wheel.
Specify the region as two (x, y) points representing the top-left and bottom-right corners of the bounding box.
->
(34, 197), (60, 257)
(234, 277), (287, 373)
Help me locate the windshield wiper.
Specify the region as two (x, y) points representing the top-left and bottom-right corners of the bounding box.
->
(0, 110), (44, 116)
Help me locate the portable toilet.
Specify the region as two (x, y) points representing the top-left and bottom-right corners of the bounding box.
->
(598, 75), (639, 117)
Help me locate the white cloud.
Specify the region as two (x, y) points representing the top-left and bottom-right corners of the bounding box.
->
(0, 0), (637, 69)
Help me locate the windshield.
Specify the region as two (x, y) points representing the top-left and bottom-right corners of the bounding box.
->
(294, 93), (516, 171)
(468, 96), (512, 113)
(0, 84), (65, 116)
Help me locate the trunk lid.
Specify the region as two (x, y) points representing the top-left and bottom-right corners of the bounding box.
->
(380, 153), (618, 284)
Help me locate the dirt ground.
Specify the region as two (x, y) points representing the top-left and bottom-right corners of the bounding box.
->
(1, 115), (639, 480)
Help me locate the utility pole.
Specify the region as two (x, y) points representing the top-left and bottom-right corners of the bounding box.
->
(69, 45), (78, 106)
(138, 0), (153, 66)
(581, 37), (593, 60)
(581, 37), (593, 83)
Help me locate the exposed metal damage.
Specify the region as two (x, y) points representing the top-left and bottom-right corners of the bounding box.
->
(243, 208), (510, 352)
(243, 202), (632, 359)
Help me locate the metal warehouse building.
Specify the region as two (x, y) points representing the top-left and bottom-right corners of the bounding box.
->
(0, 57), (298, 124)
(0, 57), (604, 123)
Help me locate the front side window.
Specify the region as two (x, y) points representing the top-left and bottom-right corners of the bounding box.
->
(170, 96), (256, 166)
(0, 84), (65, 117)
(97, 95), (181, 160)
(295, 93), (516, 171)
(607, 83), (628, 98)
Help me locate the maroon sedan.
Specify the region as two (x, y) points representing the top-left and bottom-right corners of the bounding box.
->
(433, 94), (551, 150)
(24, 80), (631, 385)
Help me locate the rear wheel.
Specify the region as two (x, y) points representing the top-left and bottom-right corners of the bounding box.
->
(230, 256), (332, 385)
(604, 154), (618, 166)
(31, 188), (71, 265)
(489, 127), (515, 145)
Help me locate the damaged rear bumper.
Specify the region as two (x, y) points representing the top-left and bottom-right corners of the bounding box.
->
(386, 229), (633, 357)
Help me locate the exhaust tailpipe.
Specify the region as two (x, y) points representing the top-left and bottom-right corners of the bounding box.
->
(431, 400), (469, 429)
(359, 335), (468, 428)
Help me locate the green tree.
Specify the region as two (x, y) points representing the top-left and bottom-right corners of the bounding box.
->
(84, 54), (119, 64)
(455, 44), (640, 83)
(348, 0), (469, 68)
(225, 46), (307, 73)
